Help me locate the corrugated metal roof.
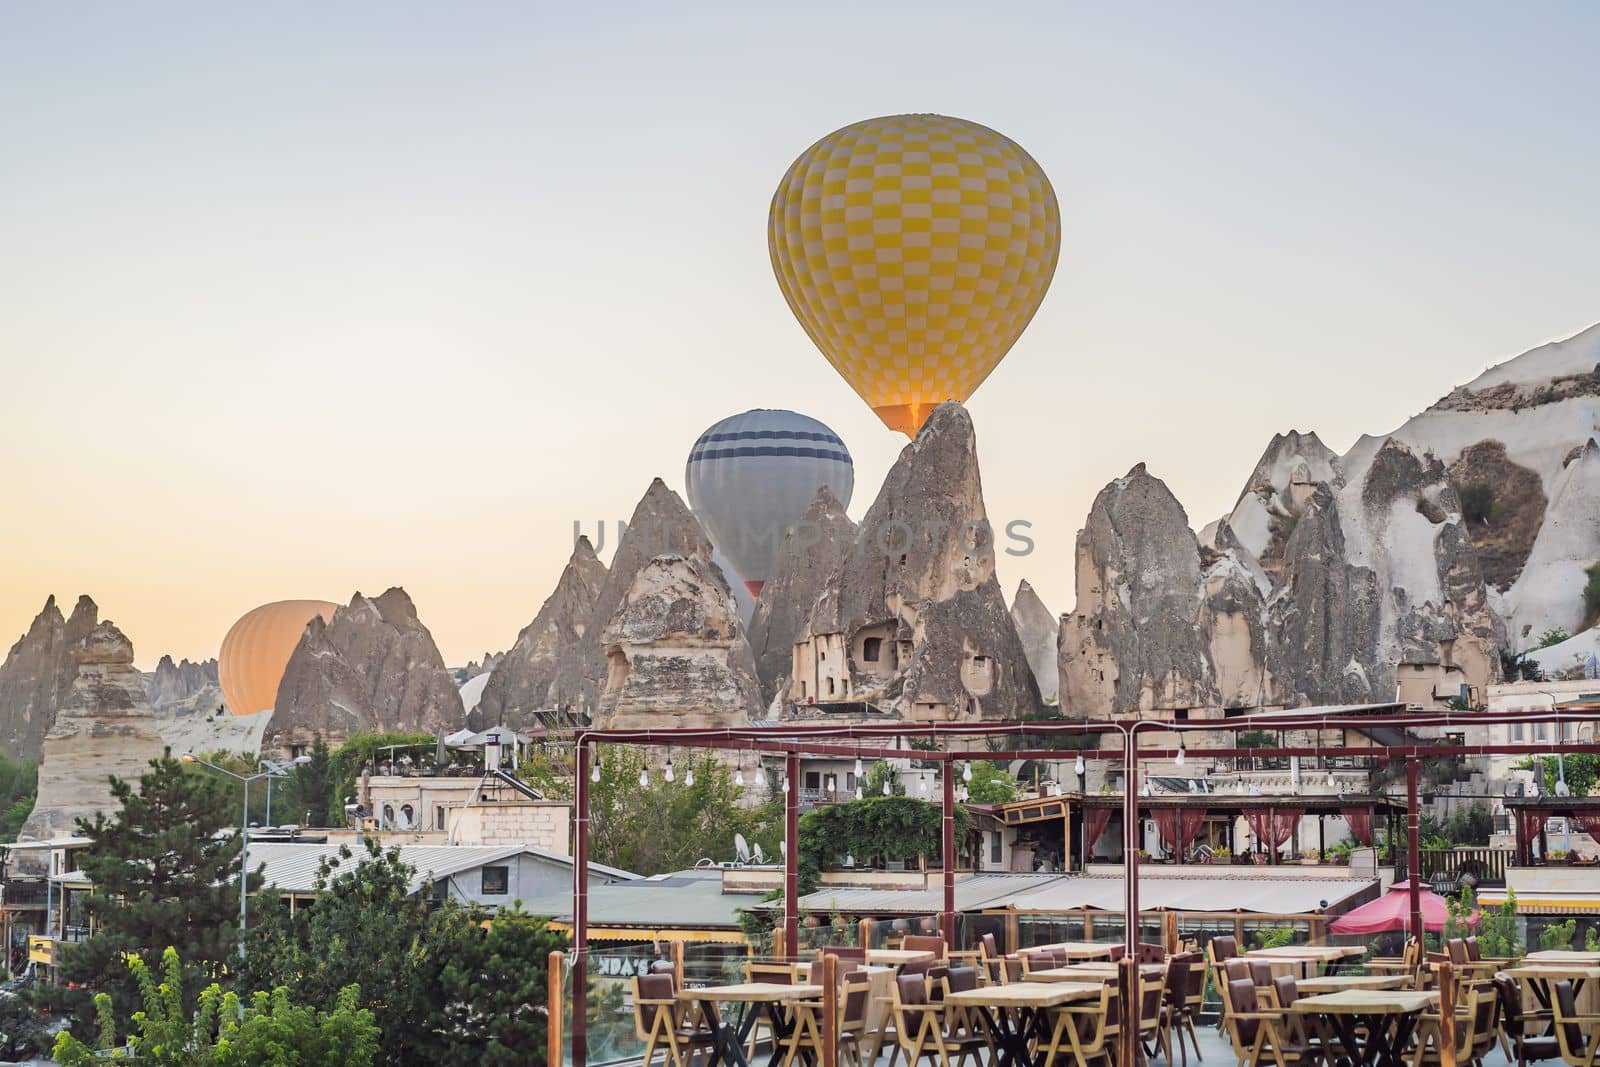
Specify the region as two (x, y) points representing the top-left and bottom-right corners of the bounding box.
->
(765, 873), (1374, 917)
(523, 869), (756, 929)
(1004, 875), (1373, 915)
(250, 842), (634, 896)
(760, 873), (1064, 916)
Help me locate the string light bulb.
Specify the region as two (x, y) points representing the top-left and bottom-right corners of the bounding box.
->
(1175, 742), (1186, 767)
(735, 767), (744, 787)
(1074, 753), (1086, 777)
(685, 766), (695, 787)
(882, 779), (892, 796)
(854, 785), (863, 800)
(664, 756), (675, 783)
(638, 767), (650, 789)
(590, 760), (601, 783)
(918, 778), (929, 797)
(854, 758), (863, 776)
(962, 762), (973, 783)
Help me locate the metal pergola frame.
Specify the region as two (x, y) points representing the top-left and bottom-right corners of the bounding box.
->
(566, 702), (1600, 1065)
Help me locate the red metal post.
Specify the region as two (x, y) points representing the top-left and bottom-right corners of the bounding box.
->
(1406, 758), (1424, 945)
(785, 750), (800, 959)
(942, 757), (956, 947)
(1124, 728), (1140, 955)
(573, 740), (591, 1065)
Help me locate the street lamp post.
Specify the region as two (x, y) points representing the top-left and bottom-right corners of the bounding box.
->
(257, 758), (305, 827)
(180, 754), (307, 960)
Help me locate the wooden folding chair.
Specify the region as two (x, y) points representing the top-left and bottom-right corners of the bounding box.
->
(1222, 977), (1322, 1067)
(745, 961), (798, 1060)
(891, 972), (986, 1067)
(631, 973), (715, 1067)
(1036, 982), (1118, 1067)
(1554, 980), (1600, 1067)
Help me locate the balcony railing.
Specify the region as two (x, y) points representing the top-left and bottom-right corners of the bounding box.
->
(1393, 847), (1512, 889)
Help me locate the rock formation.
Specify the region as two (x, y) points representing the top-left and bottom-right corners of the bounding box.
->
(551, 479), (715, 714)
(787, 403), (1040, 720)
(1445, 441), (1547, 591)
(1010, 582), (1060, 704)
(1059, 466), (1220, 716)
(594, 554), (762, 729)
(746, 486), (857, 702)
(144, 655), (222, 716)
(473, 537), (608, 730)
(1503, 438), (1600, 642)
(271, 588), (463, 745)
(0, 595), (98, 759)
(19, 621), (166, 852)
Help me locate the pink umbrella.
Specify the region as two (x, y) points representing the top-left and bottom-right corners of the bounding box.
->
(1329, 881), (1480, 935)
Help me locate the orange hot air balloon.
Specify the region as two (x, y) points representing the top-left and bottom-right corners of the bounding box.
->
(770, 113), (1061, 436)
(218, 600), (338, 715)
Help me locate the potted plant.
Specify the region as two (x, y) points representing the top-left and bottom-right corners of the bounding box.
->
(1213, 846), (1232, 862)
(1301, 849), (1322, 866)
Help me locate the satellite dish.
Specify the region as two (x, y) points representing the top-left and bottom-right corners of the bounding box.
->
(752, 842), (765, 864)
(734, 832), (751, 865)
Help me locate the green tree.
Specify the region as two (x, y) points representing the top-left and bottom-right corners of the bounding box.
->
(0, 753), (37, 841)
(277, 734), (334, 826)
(425, 907), (566, 1065)
(963, 760), (1021, 804)
(1524, 754), (1600, 798)
(240, 839), (434, 1066)
(1535, 628), (1571, 650)
(52, 751), (257, 1033)
(327, 731), (437, 817)
(798, 796), (971, 891)
(53, 947), (378, 1066)
(584, 748), (779, 874)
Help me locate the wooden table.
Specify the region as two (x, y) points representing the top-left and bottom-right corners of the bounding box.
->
(1505, 964), (1600, 1019)
(945, 983), (1102, 1067)
(866, 948), (936, 967)
(1294, 974), (1408, 994)
(1292, 989), (1437, 1067)
(678, 982), (823, 1067)
(1027, 962), (1167, 983)
(1246, 944), (1365, 977)
(1526, 951), (1600, 965)
(1025, 940), (1116, 960)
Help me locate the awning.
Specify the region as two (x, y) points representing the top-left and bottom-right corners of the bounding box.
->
(545, 923), (747, 944)
(1002, 875), (1372, 915)
(1478, 893), (1600, 916)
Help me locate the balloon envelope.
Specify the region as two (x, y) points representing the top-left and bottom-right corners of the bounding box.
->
(770, 113), (1060, 436)
(218, 600), (338, 716)
(685, 409), (853, 596)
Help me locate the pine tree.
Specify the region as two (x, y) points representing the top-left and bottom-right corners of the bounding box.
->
(424, 906), (566, 1065)
(279, 734), (334, 827)
(51, 750), (257, 1032)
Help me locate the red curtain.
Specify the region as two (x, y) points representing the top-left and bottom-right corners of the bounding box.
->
(1153, 808), (1208, 856)
(1246, 808), (1303, 850)
(1342, 807), (1373, 846)
(1085, 808), (1114, 853)
(1517, 810), (1546, 852)
(1573, 814), (1600, 844)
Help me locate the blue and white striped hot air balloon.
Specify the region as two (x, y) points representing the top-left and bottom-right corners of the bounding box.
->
(685, 409), (854, 597)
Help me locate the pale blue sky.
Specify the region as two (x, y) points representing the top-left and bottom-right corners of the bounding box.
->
(3, 2), (1597, 666)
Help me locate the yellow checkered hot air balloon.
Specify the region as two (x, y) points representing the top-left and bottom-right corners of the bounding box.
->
(769, 113), (1060, 437)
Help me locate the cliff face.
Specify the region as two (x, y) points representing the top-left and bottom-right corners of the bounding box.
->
(594, 554), (762, 729)
(789, 403), (1039, 720)
(271, 588), (462, 743)
(746, 486), (857, 703)
(1010, 581), (1059, 704)
(473, 537), (608, 730)
(144, 655), (222, 717)
(550, 479), (715, 715)
(0, 595), (98, 758)
(20, 621), (166, 850)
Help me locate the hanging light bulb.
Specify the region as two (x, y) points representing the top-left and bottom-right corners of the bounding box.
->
(854, 758), (863, 776)
(735, 767), (744, 787)
(638, 767), (650, 789)
(664, 756), (675, 783)
(590, 759), (601, 784)
(1175, 742), (1186, 767)
(918, 777), (929, 797)
(1074, 753), (1086, 777)
(685, 766), (695, 788)
(962, 762), (973, 783)
(854, 785), (863, 800)
(882, 779), (892, 796)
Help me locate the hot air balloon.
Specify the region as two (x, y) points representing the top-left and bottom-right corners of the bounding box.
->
(769, 114), (1061, 436)
(685, 409), (854, 598)
(218, 600), (338, 715)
